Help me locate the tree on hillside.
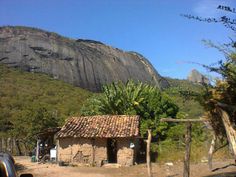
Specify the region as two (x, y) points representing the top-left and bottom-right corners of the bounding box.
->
(10, 105), (59, 151)
(183, 4), (236, 161)
(80, 80), (179, 138)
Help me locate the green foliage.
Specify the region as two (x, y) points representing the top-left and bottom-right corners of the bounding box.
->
(0, 64), (92, 140)
(199, 53), (236, 138)
(81, 80), (179, 138)
(165, 77), (203, 92)
(79, 94), (104, 116)
(164, 78), (204, 119)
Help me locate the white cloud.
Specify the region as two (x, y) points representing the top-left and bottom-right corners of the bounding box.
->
(193, 0), (235, 18)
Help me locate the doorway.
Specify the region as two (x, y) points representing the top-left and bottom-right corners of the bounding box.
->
(107, 138), (117, 163)
(137, 139), (146, 163)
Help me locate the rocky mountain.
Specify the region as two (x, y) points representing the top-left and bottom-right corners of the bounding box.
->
(0, 26), (168, 92)
(187, 69), (209, 85)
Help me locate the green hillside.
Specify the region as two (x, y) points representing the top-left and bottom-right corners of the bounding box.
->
(0, 65), (210, 160)
(164, 77), (204, 118)
(0, 64), (92, 139)
(0, 66), (204, 139)
(166, 77), (203, 91)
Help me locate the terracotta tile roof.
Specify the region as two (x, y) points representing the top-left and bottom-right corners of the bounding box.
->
(56, 115), (140, 138)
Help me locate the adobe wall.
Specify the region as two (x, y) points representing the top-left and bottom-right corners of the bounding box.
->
(93, 138), (107, 166)
(57, 138), (107, 166)
(57, 137), (139, 166)
(117, 138), (137, 166)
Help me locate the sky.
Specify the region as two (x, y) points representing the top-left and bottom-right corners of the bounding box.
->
(0, 0), (235, 79)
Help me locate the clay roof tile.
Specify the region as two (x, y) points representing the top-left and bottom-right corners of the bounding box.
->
(56, 115), (140, 138)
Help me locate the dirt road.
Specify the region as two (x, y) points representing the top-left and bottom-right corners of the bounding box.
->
(15, 156), (236, 177)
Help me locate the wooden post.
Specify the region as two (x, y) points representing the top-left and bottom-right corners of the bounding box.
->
(146, 129), (152, 177)
(15, 139), (22, 156)
(56, 140), (59, 162)
(218, 108), (236, 159)
(7, 137), (12, 153)
(0, 138), (2, 152)
(208, 133), (216, 170)
(183, 122), (192, 177)
(36, 139), (40, 161)
(2, 138), (5, 152)
(161, 118), (204, 123)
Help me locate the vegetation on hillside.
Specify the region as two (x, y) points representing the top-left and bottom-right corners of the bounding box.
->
(81, 80), (179, 138)
(0, 64), (210, 160)
(0, 64), (92, 143)
(165, 77), (204, 118)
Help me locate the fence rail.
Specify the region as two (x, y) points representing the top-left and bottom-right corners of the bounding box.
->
(0, 137), (29, 156)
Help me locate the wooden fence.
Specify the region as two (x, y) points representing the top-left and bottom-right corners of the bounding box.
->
(0, 137), (28, 155)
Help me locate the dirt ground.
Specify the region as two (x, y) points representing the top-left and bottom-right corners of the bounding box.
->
(15, 156), (236, 177)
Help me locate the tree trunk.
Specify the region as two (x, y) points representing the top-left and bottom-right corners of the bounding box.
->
(218, 108), (236, 159)
(208, 133), (216, 170)
(146, 129), (152, 177)
(183, 122), (192, 177)
(16, 139), (22, 156)
(0, 138), (2, 152)
(2, 138), (5, 152)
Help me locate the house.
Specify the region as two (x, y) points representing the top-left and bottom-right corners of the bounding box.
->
(56, 115), (140, 166)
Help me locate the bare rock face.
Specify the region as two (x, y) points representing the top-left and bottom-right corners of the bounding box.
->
(187, 69), (209, 85)
(0, 26), (169, 92)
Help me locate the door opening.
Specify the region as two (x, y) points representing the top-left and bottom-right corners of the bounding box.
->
(107, 138), (117, 163)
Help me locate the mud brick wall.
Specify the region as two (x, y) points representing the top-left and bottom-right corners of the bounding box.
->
(58, 137), (137, 166)
(117, 138), (135, 166)
(58, 138), (107, 166)
(58, 138), (93, 163)
(93, 138), (107, 166)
